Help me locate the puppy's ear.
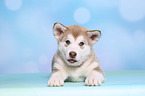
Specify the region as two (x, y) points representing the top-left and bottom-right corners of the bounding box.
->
(53, 23), (67, 40)
(87, 30), (101, 44)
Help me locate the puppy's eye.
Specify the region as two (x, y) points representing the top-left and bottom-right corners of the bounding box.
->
(66, 40), (70, 45)
(79, 42), (84, 46)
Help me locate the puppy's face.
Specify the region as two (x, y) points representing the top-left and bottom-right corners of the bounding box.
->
(58, 34), (91, 66)
(53, 23), (101, 67)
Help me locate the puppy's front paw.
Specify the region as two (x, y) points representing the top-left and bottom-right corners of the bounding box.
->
(48, 77), (64, 87)
(85, 76), (102, 86)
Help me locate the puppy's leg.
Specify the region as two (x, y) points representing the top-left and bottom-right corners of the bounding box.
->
(48, 69), (67, 87)
(85, 67), (105, 86)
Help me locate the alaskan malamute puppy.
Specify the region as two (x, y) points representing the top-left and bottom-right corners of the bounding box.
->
(48, 23), (105, 86)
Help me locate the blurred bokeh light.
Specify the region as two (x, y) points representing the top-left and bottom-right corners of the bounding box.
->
(0, 0), (145, 74)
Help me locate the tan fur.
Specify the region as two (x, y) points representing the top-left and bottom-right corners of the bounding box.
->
(60, 25), (91, 45)
(93, 67), (105, 78)
(67, 25), (87, 39)
(48, 23), (105, 87)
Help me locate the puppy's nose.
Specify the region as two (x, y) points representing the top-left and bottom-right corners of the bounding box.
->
(69, 51), (77, 58)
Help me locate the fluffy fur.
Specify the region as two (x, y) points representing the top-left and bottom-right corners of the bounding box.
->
(48, 23), (105, 86)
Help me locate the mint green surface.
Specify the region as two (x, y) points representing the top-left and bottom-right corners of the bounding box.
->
(0, 70), (145, 96)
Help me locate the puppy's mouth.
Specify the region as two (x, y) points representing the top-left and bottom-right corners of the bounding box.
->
(67, 59), (77, 63)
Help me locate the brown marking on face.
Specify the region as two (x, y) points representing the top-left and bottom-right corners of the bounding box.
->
(67, 25), (87, 39)
(59, 25), (92, 46)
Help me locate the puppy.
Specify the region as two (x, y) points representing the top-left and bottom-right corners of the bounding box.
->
(48, 23), (105, 86)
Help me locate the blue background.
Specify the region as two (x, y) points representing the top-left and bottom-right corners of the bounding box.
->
(0, 0), (145, 74)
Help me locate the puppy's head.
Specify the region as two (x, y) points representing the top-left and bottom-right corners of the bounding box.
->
(53, 23), (101, 67)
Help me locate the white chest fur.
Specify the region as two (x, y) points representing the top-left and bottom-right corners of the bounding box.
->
(67, 68), (85, 82)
